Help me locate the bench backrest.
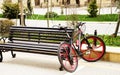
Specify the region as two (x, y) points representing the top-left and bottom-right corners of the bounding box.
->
(9, 26), (74, 44)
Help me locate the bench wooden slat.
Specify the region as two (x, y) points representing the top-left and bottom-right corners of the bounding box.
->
(8, 42), (59, 47)
(0, 44), (58, 53)
(0, 42), (58, 49)
(10, 26), (73, 32)
(11, 33), (71, 38)
(13, 50), (57, 56)
(10, 39), (68, 44)
(9, 26), (74, 44)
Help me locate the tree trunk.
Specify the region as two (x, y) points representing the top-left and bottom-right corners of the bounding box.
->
(27, 0), (32, 15)
(98, 0), (102, 15)
(47, 1), (49, 27)
(76, 0), (80, 6)
(114, 13), (120, 37)
(19, 0), (25, 26)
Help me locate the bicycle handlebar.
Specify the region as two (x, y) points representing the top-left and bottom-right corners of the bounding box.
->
(76, 22), (85, 29)
(59, 22), (85, 39)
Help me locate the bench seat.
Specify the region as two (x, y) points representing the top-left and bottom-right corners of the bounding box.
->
(0, 42), (59, 55)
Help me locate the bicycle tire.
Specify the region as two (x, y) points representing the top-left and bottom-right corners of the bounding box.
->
(58, 42), (78, 72)
(80, 36), (106, 62)
(0, 51), (3, 62)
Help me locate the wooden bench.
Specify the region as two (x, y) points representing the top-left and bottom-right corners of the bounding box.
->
(0, 26), (74, 68)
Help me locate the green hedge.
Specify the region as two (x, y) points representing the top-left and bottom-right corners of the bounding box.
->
(44, 12), (58, 18)
(99, 35), (120, 47)
(0, 19), (15, 37)
(2, 2), (19, 19)
(25, 14), (118, 22)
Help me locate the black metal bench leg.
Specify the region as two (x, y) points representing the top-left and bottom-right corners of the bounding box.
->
(11, 50), (16, 58)
(59, 65), (64, 71)
(0, 50), (3, 62)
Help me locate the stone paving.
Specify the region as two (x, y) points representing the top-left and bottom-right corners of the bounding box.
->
(0, 52), (120, 75)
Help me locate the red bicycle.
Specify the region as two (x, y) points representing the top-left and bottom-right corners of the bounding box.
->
(58, 22), (106, 72)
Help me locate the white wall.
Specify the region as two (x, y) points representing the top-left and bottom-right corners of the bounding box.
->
(0, 0), (4, 8)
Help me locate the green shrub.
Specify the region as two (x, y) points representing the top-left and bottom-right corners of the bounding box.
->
(44, 12), (58, 18)
(99, 35), (120, 47)
(0, 19), (15, 38)
(2, 2), (20, 19)
(87, 0), (98, 17)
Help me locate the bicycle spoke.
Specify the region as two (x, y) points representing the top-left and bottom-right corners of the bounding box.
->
(91, 49), (103, 58)
(58, 42), (78, 72)
(83, 54), (92, 60)
(80, 36), (105, 62)
(70, 58), (77, 70)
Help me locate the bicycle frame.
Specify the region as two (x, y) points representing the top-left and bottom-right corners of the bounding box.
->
(58, 22), (106, 72)
(70, 27), (91, 57)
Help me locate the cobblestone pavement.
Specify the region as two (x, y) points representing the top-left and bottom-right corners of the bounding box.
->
(0, 52), (120, 75)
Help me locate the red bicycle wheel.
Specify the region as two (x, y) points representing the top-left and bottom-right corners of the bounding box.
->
(80, 36), (105, 62)
(58, 42), (78, 72)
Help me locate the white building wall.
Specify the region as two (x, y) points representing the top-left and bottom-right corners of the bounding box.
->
(10, 0), (35, 7)
(0, 0), (113, 8)
(0, 0), (4, 8)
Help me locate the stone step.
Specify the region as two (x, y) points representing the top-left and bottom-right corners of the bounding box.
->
(102, 46), (120, 63)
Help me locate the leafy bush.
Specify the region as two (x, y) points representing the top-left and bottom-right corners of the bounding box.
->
(0, 19), (15, 38)
(87, 0), (98, 17)
(99, 35), (120, 47)
(2, 2), (20, 19)
(44, 12), (58, 18)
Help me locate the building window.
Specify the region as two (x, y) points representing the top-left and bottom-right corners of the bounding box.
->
(76, 0), (80, 4)
(88, 0), (90, 3)
(4, 0), (11, 2)
(44, 0), (48, 2)
(35, 0), (40, 6)
(67, 0), (70, 4)
(62, 0), (70, 5)
(62, 0), (64, 4)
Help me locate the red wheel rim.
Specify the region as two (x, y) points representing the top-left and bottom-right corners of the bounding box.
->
(80, 36), (105, 61)
(59, 43), (78, 72)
